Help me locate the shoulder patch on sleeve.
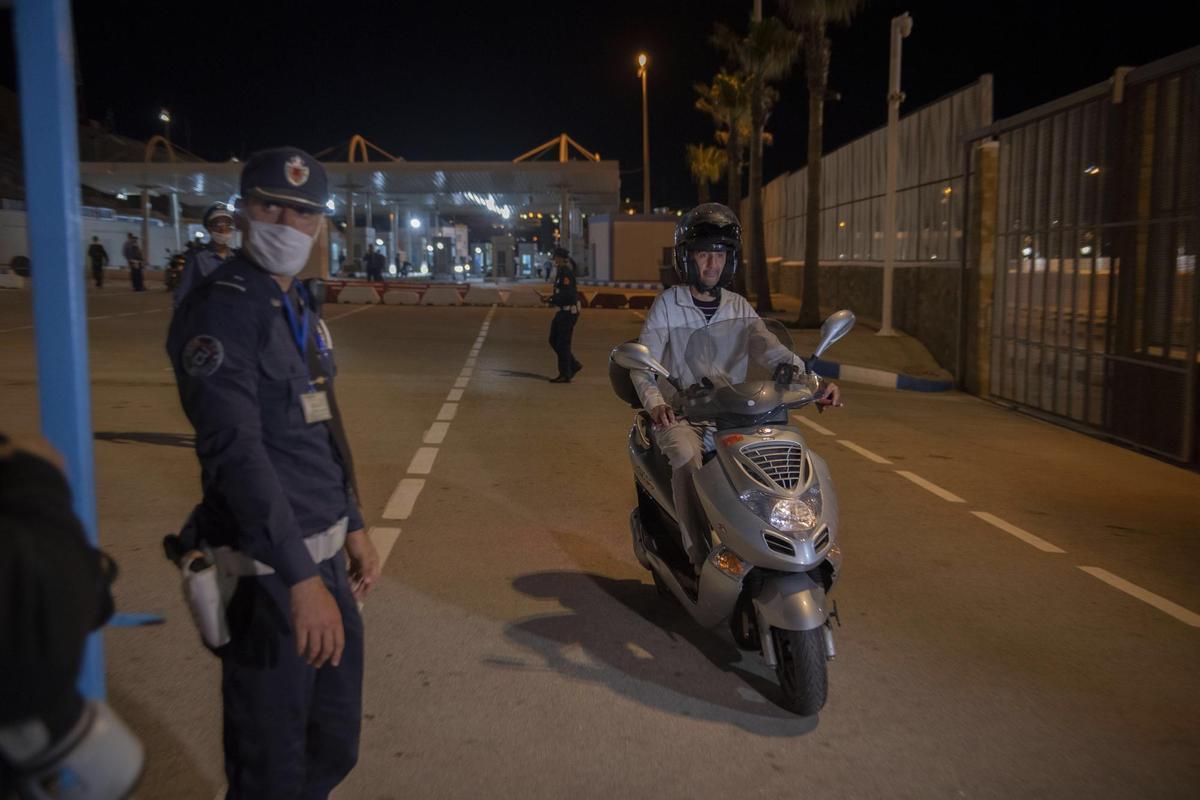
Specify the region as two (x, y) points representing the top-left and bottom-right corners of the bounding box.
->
(182, 335), (225, 376)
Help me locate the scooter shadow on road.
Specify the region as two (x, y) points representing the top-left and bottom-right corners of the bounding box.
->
(94, 430), (195, 448)
(503, 571), (819, 735)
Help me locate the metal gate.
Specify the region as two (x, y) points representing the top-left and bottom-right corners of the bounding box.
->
(972, 47), (1199, 463)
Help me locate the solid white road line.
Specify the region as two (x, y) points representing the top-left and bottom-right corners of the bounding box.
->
(1077, 566), (1200, 627)
(424, 421), (450, 444)
(895, 470), (966, 503)
(115, 311), (139, 317)
(326, 305), (374, 321)
(382, 479), (425, 520)
(446, 388), (464, 402)
(971, 511), (1066, 553)
(453, 376), (469, 389)
(88, 315), (112, 320)
(0, 325), (33, 333)
(838, 440), (892, 464)
(795, 416), (836, 437)
(368, 526), (402, 567)
(437, 402), (458, 421)
(407, 446), (439, 475)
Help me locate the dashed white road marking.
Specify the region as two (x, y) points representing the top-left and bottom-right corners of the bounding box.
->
(625, 642), (653, 660)
(895, 470), (966, 503)
(459, 367), (474, 378)
(453, 376), (470, 389)
(407, 446), (439, 475)
(326, 305), (374, 321)
(795, 416), (835, 436)
(446, 388), (464, 402)
(368, 526), (402, 567)
(838, 440), (892, 464)
(88, 314), (112, 320)
(115, 311), (139, 317)
(1077, 567), (1200, 627)
(971, 511), (1066, 553)
(437, 402), (459, 421)
(382, 479), (425, 520)
(424, 421), (450, 444)
(469, 348), (480, 356)
(464, 358), (477, 367)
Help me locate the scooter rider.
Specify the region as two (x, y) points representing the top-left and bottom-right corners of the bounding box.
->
(630, 203), (841, 570)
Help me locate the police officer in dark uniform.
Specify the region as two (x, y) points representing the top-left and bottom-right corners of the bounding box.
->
(174, 202), (236, 304)
(546, 246), (582, 383)
(166, 147), (379, 800)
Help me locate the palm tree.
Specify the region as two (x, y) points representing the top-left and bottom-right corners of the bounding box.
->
(695, 70), (751, 293)
(781, 0), (865, 327)
(686, 144), (728, 204)
(714, 17), (801, 313)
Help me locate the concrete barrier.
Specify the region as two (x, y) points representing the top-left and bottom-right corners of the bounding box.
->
(337, 286), (381, 304)
(589, 292), (629, 309)
(503, 287), (545, 307)
(628, 294), (656, 310)
(463, 286), (500, 305)
(420, 286), (463, 305)
(382, 289), (421, 305)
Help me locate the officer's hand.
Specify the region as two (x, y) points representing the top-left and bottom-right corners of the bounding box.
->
(649, 404), (676, 428)
(290, 576), (344, 669)
(345, 529), (380, 603)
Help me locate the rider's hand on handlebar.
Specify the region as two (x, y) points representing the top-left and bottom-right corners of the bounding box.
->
(649, 404), (677, 428)
(816, 381), (842, 413)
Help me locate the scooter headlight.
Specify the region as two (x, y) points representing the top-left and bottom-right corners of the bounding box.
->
(739, 490), (820, 533)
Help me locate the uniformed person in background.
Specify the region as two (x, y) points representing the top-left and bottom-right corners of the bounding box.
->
(166, 147), (379, 799)
(174, 202), (236, 304)
(546, 246), (582, 383)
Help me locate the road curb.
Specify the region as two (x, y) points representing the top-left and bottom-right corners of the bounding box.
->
(810, 358), (954, 392)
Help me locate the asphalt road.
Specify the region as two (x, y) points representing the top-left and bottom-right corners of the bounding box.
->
(1, 286), (1197, 799)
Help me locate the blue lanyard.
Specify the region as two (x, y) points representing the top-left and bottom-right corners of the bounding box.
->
(279, 283), (311, 361)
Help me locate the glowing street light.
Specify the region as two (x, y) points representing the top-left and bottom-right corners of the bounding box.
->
(409, 217), (422, 229)
(637, 52), (650, 214)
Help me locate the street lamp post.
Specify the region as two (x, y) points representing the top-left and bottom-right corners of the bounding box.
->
(879, 12), (912, 337)
(158, 108), (171, 142)
(637, 53), (650, 215)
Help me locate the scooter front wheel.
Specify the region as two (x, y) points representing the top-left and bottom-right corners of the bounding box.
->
(772, 627), (828, 716)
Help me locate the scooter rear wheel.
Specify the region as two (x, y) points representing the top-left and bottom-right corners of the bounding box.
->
(772, 627), (828, 716)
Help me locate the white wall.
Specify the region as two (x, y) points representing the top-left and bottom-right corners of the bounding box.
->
(0, 208), (194, 270)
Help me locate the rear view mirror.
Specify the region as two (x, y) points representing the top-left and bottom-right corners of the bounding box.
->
(610, 342), (671, 380)
(813, 309), (855, 359)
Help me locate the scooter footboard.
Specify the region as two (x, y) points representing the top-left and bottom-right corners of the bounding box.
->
(752, 571), (828, 632)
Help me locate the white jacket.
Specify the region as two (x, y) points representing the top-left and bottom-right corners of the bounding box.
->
(631, 286), (800, 412)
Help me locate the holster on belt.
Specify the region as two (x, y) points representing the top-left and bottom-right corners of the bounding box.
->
(163, 513), (349, 650)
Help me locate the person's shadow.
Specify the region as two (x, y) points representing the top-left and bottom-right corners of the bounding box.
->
(490, 369), (551, 381)
(502, 569), (820, 735)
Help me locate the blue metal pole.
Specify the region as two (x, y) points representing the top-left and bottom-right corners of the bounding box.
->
(13, 0), (104, 700)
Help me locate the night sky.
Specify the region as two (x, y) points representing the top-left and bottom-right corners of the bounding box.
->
(1, 1), (1193, 209)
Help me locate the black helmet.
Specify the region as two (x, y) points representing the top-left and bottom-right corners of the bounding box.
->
(673, 203), (741, 291)
(203, 202), (233, 228)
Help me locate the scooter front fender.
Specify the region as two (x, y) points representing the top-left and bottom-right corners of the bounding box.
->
(752, 571), (828, 632)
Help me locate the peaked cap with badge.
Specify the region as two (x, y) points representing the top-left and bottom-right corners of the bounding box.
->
(240, 146), (328, 211)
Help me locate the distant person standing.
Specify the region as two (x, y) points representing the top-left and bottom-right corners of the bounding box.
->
(546, 246), (582, 383)
(174, 203), (236, 305)
(122, 233), (145, 291)
(365, 246), (385, 282)
(86, 236), (109, 288)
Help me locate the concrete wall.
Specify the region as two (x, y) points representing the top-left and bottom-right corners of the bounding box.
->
(770, 260), (963, 371)
(613, 217), (674, 282)
(0, 207), (189, 270)
(590, 218), (612, 281)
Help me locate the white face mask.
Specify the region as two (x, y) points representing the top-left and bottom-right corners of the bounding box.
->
(210, 230), (234, 246)
(244, 219), (315, 277)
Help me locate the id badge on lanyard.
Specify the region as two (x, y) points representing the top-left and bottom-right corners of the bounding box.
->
(281, 285), (333, 424)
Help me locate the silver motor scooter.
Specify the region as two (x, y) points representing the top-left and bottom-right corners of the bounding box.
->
(609, 311), (854, 715)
